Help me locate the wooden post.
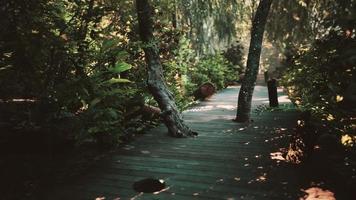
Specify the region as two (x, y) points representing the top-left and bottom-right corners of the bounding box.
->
(264, 71), (269, 83)
(267, 79), (279, 107)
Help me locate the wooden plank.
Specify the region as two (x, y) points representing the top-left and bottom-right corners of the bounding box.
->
(46, 86), (302, 200)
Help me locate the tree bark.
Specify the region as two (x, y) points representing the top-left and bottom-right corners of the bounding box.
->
(136, 0), (197, 137)
(235, 0), (273, 122)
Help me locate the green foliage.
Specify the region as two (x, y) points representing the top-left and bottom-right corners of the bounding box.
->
(162, 36), (241, 110)
(192, 54), (237, 90)
(0, 0), (244, 146)
(0, 0), (146, 146)
(223, 41), (245, 74)
(281, 33), (356, 139)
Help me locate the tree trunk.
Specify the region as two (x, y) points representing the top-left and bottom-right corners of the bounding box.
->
(136, 0), (197, 137)
(235, 0), (273, 122)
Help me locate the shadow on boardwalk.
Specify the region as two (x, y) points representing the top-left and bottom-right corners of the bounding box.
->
(46, 86), (353, 200)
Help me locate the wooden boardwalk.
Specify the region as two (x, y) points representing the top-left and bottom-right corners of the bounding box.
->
(47, 86), (313, 200)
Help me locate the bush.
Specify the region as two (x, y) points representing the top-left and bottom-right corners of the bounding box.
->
(192, 54), (237, 90)
(281, 32), (356, 147)
(223, 41), (245, 75)
(163, 36), (242, 109)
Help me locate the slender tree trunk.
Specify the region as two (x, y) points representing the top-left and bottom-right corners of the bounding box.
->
(136, 0), (197, 137)
(235, 0), (273, 122)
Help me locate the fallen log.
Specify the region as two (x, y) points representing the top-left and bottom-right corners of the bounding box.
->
(125, 104), (161, 121)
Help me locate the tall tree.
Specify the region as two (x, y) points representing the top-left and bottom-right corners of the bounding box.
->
(136, 0), (197, 137)
(235, 0), (273, 122)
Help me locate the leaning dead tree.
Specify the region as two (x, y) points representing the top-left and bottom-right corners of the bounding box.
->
(136, 0), (197, 137)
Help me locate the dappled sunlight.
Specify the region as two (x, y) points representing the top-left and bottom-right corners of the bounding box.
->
(130, 192), (144, 200)
(0, 98), (37, 103)
(278, 95), (291, 103)
(4, 0), (355, 199)
(270, 152), (286, 162)
(255, 154), (262, 159)
(255, 173), (268, 183)
(140, 150), (150, 154)
(262, 95), (291, 104)
(299, 187), (336, 200)
(341, 134), (356, 147)
(275, 127), (288, 133)
(234, 177), (241, 182)
(192, 192), (200, 196)
(96, 197), (121, 200)
(184, 105), (214, 112)
(184, 104), (236, 113)
(216, 105), (236, 110)
(123, 145), (135, 150)
(254, 97), (269, 101)
(153, 186), (171, 195)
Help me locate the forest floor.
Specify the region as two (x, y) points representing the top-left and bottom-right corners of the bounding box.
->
(39, 86), (355, 200)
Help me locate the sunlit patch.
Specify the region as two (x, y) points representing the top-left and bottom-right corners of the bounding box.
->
(256, 173), (267, 182)
(336, 95), (344, 102)
(300, 187), (336, 200)
(278, 95), (291, 103)
(270, 152), (285, 161)
(254, 97), (269, 101)
(286, 141), (304, 164)
(341, 134), (356, 147)
(216, 105), (235, 110)
(0, 98), (37, 102)
(185, 105), (214, 112)
(141, 150), (150, 154)
(326, 114), (335, 121)
(123, 145), (135, 150)
(216, 178), (224, 182)
(153, 186), (171, 195)
(297, 120), (305, 127)
(260, 95), (290, 104)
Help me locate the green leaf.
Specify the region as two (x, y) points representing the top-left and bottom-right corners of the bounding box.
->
(109, 62), (132, 73)
(88, 127), (100, 134)
(90, 98), (101, 107)
(116, 51), (129, 60)
(107, 109), (119, 119)
(105, 78), (131, 84)
(102, 39), (117, 50)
